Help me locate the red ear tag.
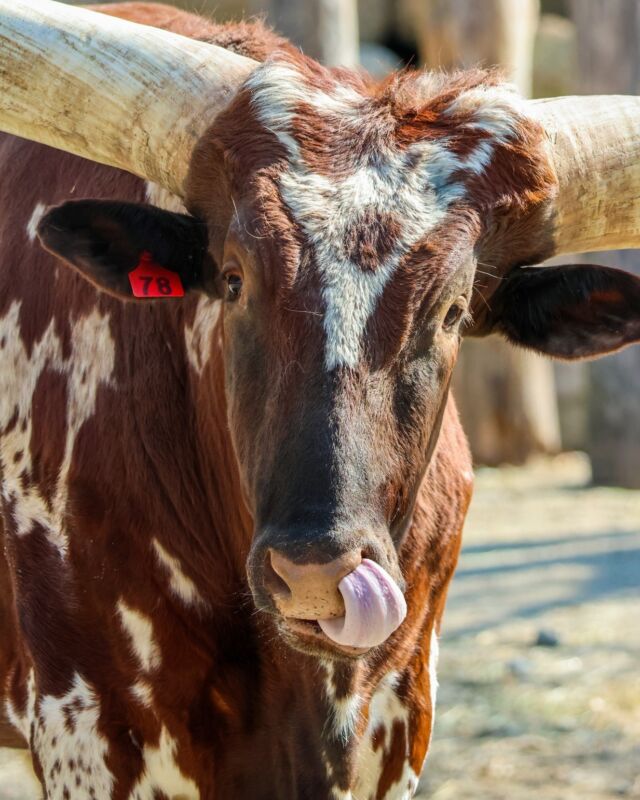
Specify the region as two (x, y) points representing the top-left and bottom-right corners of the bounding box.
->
(128, 252), (184, 298)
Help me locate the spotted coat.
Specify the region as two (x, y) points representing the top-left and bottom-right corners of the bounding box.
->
(3, 2), (614, 799)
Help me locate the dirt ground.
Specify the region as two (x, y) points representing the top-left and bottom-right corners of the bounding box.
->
(417, 453), (640, 800)
(1, 453), (638, 799)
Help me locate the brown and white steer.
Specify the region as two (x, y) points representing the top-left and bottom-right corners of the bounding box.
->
(0, 2), (639, 798)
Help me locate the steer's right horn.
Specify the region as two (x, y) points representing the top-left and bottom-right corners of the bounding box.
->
(0, 0), (258, 196)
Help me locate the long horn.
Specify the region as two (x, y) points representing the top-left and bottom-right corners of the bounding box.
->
(531, 96), (640, 255)
(0, 0), (258, 196)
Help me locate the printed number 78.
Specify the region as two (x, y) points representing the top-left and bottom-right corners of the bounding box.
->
(141, 276), (172, 295)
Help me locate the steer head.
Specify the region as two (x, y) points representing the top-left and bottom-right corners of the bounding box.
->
(4, 2), (640, 658)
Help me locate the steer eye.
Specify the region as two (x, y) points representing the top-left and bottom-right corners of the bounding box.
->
(443, 301), (467, 330)
(225, 272), (243, 301)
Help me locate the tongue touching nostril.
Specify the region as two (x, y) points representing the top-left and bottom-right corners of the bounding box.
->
(318, 559), (407, 649)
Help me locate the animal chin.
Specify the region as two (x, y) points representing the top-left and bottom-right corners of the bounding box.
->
(278, 618), (371, 659)
(318, 559), (407, 650)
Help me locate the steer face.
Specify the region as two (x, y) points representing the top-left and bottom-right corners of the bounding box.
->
(187, 62), (513, 656)
(38, 55), (640, 658)
(216, 196), (471, 655)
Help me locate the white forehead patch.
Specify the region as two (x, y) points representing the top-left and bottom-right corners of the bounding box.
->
(247, 62), (523, 370)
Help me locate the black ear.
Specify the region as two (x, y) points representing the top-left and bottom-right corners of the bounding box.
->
(37, 200), (217, 300)
(483, 264), (640, 359)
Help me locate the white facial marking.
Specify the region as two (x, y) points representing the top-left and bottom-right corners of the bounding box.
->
(248, 60), (525, 370)
(128, 726), (200, 800)
(117, 600), (161, 673)
(31, 672), (115, 800)
(26, 202), (47, 243)
(152, 538), (205, 608)
(184, 295), (220, 376)
(0, 303), (115, 555)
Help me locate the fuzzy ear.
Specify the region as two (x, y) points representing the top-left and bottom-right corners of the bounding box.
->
(37, 200), (217, 300)
(482, 264), (640, 359)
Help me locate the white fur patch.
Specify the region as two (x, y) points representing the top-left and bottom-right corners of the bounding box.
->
(152, 538), (205, 608)
(144, 182), (187, 214)
(323, 661), (362, 743)
(130, 680), (154, 709)
(4, 668), (35, 742)
(31, 672), (115, 799)
(0, 303), (115, 555)
(26, 202), (47, 243)
(128, 726), (200, 800)
(117, 600), (161, 673)
(247, 61), (525, 370)
(353, 671), (413, 800)
(184, 295), (220, 376)
(429, 629), (439, 718)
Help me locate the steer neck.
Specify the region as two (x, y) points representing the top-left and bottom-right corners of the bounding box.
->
(122, 296), (252, 612)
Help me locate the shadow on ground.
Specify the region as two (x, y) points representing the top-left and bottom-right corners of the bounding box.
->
(417, 453), (640, 800)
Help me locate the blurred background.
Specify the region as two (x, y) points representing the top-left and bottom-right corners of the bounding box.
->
(2, 1), (639, 798)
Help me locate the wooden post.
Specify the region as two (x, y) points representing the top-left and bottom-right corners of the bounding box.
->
(265, 0), (359, 66)
(410, 0), (562, 466)
(569, 0), (640, 488)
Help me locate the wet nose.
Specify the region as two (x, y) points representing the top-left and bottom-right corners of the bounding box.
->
(266, 549), (362, 619)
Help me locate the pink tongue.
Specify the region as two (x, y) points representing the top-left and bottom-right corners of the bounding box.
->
(318, 559), (407, 649)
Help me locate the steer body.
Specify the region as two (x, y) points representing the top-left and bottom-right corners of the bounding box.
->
(2, 4), (640, 800)
(0, 138), (471, 797)
(0, 6), (472, 798)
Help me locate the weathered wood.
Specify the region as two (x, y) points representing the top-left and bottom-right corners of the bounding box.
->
(570, 0), (640, 488)
(411, 0), (539, 93)
(413, 0), (561, 466)
(264, 0), (359, 66)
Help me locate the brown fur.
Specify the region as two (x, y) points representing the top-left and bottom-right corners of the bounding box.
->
(0, 5), (488, 798)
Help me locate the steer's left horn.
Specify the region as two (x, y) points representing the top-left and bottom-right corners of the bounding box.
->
(0, 0), (258, 196)
(531, 95), (640, 255)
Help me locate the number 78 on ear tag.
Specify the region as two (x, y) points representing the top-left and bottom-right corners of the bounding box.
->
(128, 252), (184, 298)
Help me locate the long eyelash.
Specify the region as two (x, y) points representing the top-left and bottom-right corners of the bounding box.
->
(460, 309), (474, 329)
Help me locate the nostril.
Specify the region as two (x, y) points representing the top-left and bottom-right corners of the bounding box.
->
(265, 548), (361, 620)
(263, 550), (292, 599)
